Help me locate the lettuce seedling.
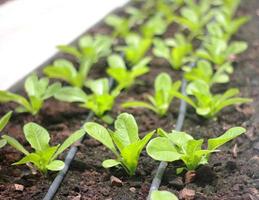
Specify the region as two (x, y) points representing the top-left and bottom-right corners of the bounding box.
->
(174, 0), (215, 39)
(125, 6), (147, 26)
(153, 34), (192, 70)
(207, 12), (250, 41)
(2, 122), (85, 173)
(140, 13), (168, 38)
(58, 34), (112, 64)
(106, 54), (150, 89)
(84, 113), (154, 176)
(0, 111), (12, 148)
(122, 73), (181, 117)
(184, 60), (233, 86)
(147, 127), (246, 171)
(173, 80), (252, 118)
(0, 74), (61, 115)
(155, 0), (183, 24)
(151, 190), (178, 200)
(117, 33), (152, 65)
(196, 37), (248, 65)
(105, 14), (133, 37)
(54, 78), (121, 119)
(44, 35), (112, 88)
(44, 59), (91, 88)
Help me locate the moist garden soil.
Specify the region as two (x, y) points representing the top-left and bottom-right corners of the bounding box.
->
(0, 1), (259, 199)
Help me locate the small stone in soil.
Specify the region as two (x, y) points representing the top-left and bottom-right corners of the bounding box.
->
(110, 176), (123, 187)
(185, 170), (196, 184)
(14, 184), (24, 191)
(129, 187), (136, 193)
(179, 188), (195, 200)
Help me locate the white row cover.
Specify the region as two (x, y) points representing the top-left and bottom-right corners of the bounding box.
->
(0, 0), (128, 90)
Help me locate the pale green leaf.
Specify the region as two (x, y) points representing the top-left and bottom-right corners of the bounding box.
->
(0, 111), (12, 132)
(2, 135), (29, 155)
(24, 122), (50, 152)
(46, 160), (65, 171)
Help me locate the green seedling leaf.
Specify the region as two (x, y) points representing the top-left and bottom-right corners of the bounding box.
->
(147, 137), (182, 162)
(84, 122), (117, 155)
(24, 123), (50, 152)
(0, 139), (7, 148)
(0, 111), (12, 132)
(102, 159), (121, 168)
(151, 190), (178, 200)
(2, 135), (29, 155)
(54, 87), (87, 103)
(46, 160), (65, 171)
(52, 129), (85, 160)
(208, 127), (246, 151)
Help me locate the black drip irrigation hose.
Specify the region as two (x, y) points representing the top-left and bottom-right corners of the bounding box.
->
(43, 79), (115, 200)
(147, 78), (188, 199)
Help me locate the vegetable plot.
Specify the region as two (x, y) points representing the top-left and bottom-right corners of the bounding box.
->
(0, 0), (258, 199)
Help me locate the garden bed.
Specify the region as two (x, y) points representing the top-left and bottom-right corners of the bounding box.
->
(0, 0), (259, 200)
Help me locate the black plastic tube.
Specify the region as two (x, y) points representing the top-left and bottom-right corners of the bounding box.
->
(147, 79), (188, 199)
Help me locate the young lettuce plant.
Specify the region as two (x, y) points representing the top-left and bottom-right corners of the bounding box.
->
(117, 33), (152, 65)
(84, 113), (154, 176)
(147, 127), (246, 171)
(196, 37), (248, 65)
(207, 13), (250, 41)
(105, 14), (133, 37)
(153, 33), (193, 70)
(155, 0), (184, 24)
(0, 74), (61, 115)
(106, 54), (150, 90)
(44, 35), (112, 88)
(140, 13), (168, 38)
(58, 34), (112, 64)
(183, 60), (233, 86)
(122, 73), (181, 117)
(54, 78), (121, 120)
(173, 80), (252, 118)
(0, 111), (12, 148)
(2, 122), (85, 173)
(174, 0), (215, 39)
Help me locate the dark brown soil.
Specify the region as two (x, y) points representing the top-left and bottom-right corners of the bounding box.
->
(0, 0), (259, 200)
